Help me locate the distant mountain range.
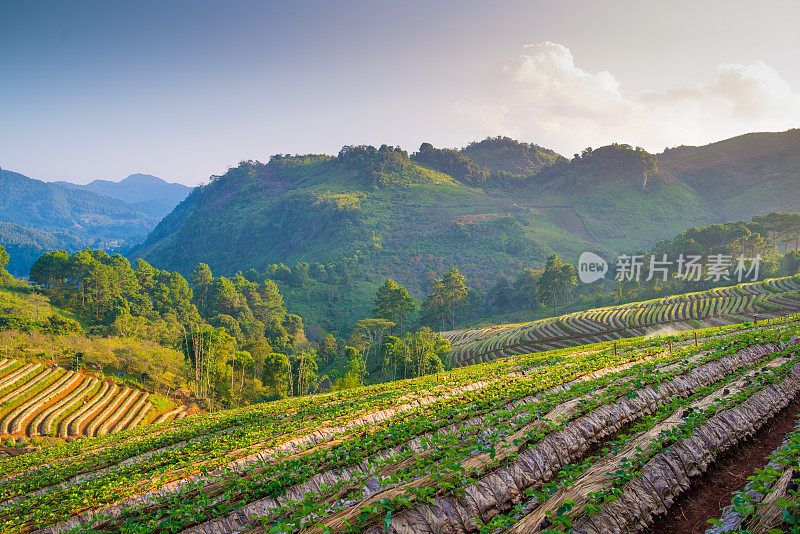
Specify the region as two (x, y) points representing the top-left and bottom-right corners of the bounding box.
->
(53, 174), (192, 218)
(131, 129), (800, 330)
(0, 169), (191, 276)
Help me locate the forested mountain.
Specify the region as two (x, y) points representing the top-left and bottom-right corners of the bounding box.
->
(0, 222), (85, 278)
(0, 168), (156, 276)
(123, 137), (702, 330)
(660, 128), (800, 220)
(53, 173), (192, 218)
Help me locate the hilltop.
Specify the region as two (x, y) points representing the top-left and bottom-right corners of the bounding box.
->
(132, 131), (800, 331)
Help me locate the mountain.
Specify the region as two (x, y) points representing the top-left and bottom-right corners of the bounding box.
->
(131, 141), (717, 331)
(53, 173), (192, 219)
(659, 128), (800, 221)
(0, 222), (87, 277)
(533, 143), (709, 252)
(0, 168), (157, 276)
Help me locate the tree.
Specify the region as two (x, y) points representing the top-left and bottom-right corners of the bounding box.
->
(350, 318), (395, 374)
(403, 328), (451, 378)
(379, 335), (408, 380)
(421, 278), (448, 330)
(442, 268), (468, 329)
(488, 276), (514, 313)
(262, 352), (291, 400)
(243, 339), (273, 380)
(373, 279), (416, 335)
(537, 254), (564, 315)
(293, 346), (318, 396)
(0, 245), (9, 275)
(753, 213), (800, 250)
(337, 346), (365, 389)
(782, 250), (800, 276)
(560, 263), (577, 314)
(182, 327), (222, 400)
(227, 350), (253, 405)
(514, 268), (541, 310)
(30, 250), (70, 292)
(319, 334), (338, 364)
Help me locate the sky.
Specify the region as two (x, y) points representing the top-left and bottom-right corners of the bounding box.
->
(2, 0), (800, 185)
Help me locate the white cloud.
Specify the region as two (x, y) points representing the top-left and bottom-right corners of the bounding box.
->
(455, 42), (800, 154)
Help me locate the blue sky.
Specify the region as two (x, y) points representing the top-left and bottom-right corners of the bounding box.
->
(2, 0), (799, 185)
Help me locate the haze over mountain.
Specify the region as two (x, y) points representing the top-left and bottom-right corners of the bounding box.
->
(133, 129), (800, 330)
(659, 129), (800, 221)
(0, 168), (158, 276)
(53, 174), (191, 219)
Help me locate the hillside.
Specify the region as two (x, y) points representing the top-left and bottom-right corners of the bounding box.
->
(445, 274), (800, 365)
(0, 168), (157, 276)
(660, 128), (800, 220)
(1, 312), (799, 533)
(0, 358), (186, 441)
(0, 283), (190, 447)
(0, 223), (86, 278)
(133, 142), (716, 330)
(54, 173), (192, 219)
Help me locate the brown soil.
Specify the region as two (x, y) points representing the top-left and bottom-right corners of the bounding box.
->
(100, 391), (139, 434)
(23, 376), (84, 437)
(79, 385), (121, 436)
(645, 397), (800, 534)
(0, 445), (30, 457)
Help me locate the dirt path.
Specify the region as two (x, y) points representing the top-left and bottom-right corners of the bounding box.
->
(645, 397), (800, 534)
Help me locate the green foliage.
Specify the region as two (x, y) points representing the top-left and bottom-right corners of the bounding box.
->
(0, 244), (9, 271)
(335, 346), (365, 390)
(380, 327), (451, 380)
(0, 313), (81, 335)
(460, 136), (563, 176)
(29, 249), (200, 343)
(421, 268), (469, 330)
(783, 250), (800, 276)
(261, 352), (291, 399)
(412, 143), (487, 184)
(373, 279), (415, 335)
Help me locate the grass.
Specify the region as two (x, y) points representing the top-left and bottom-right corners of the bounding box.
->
(149, 394), (175, 413)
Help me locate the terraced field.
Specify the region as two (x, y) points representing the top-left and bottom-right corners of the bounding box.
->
(444, 275), (800, 366)
(2, 312), (800, 534)
(0, 362), (187, 439)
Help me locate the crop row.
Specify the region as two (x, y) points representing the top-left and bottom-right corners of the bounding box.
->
(350, 342), (791, 534)
(0, 363), (183, 439)
(708, 417), (800, 533)
(11, 327), (789, 533)
(447, 275), (800, 364)
(357, 341), (800, 534)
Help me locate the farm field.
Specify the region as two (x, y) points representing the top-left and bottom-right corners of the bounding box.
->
(443, 275), (800, 366)
(0, 361), (187, 440)
(1, 312), (800, 533)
